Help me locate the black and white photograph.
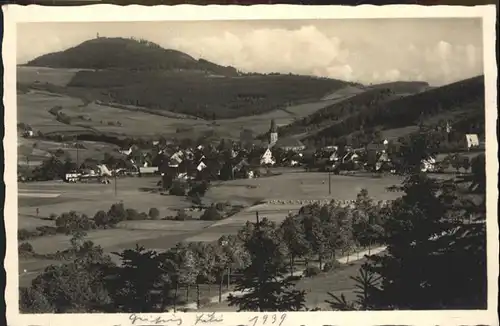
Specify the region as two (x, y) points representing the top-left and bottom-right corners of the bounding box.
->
(3, 4), (498, 325)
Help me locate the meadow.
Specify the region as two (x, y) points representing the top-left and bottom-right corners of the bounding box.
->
(17, 170), (404, 285)
(17, 66), (82, 87)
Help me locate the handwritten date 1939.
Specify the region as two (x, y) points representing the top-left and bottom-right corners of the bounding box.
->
(249, 314), (287, 326)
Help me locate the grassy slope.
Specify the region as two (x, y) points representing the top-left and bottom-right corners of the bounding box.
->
(22, 37), (356, 120)
(276, 81), (428, 139)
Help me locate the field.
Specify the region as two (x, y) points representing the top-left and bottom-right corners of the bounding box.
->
(18, 135), (121, 166)
(188, 171), (403, 242)
(17, 91), (89, 135)
(17, 170), (405, 287)
(17, 66), (82, 87)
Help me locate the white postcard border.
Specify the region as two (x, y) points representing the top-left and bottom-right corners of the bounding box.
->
(2, 4), (498, 326)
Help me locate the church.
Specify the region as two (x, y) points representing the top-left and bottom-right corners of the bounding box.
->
(265, 119), (305, 152)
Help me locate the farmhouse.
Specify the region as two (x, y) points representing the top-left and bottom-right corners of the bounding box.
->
(465, 134), (480, 150)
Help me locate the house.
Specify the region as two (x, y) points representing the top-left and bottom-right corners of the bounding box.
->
(65, 171), (80, 183)
(168, 152), (184, 168)
(97, 164), (112, 177)
(342, 151), (360, 164)
(119, 145), (137, 156)
(374, 151), (391, 171)
(421, 156), (437, 172)
(260, 148), (275, 166)
(197, 161), (207, 172)
(465, 134), (480, 149)
(366, 143), (387, 166)
(139, 166), (159, 175)
(274, 138), (306, 152)
(23, 130), (34, 138)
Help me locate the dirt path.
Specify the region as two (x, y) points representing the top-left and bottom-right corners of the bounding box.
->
(180, 245), (387, 310)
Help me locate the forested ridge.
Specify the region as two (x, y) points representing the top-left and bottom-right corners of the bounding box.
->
(274, 76), (484, 147)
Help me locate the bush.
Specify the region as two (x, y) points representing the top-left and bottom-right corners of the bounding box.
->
(148, 207), (160, 220)
(48, 213), (57, 220)
(169, 182), (186, 196)
(93, 210), (110, 227)
(200, 205), (223, 221)
(139, 212), (149, 220)
(19, 242), (34, 254)
(108, 202), (127, 223)
(303, 266), (321, 277)
(188, 181), (209, 197)
(175, 209), (191, 221)
(18, 229), (34, 241)
(125, 208), (140, 220)
(215, 202), (228, 211)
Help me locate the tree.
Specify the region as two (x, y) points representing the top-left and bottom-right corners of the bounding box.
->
(94, 210), (110, 228)
(107, 202), (127, 224)
(19, 287), (55, 313)
(55, 211), (93, 234)
(280, 214), (311, 276)
(148, 207), (160, 220)
(302, 213), (328, 270)
(396, 132), (439, 174)
(200, 205), (223, 221)
(26, 242), (114, 313)
(469, 153), (486, 193)
(325, 263), (380, 311)
(338, 171), (488, 310)
(161, 243), (198, 311)
(228, 217), (306, 312)
(107, 245), (170, 312)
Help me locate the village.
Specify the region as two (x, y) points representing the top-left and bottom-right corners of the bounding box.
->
(18, 118), (484, 188)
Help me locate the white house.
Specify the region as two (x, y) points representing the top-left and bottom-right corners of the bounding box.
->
(65, 172), (80, 183)
(97, 164), (112, 177)
(465, 134), (479, 149)
(260, 148), (275, 166)
(197, 161), (207, 172)
(23, 130), (34, 138)
(421, 156), (436, 172)
(139, 166), (159, 175)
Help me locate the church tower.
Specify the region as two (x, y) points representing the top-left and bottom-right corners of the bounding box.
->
(269, 119), (278, 147)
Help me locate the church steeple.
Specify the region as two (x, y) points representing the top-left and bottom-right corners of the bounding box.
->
(270, 119), (277, 133)
(269, 119), (278, 147)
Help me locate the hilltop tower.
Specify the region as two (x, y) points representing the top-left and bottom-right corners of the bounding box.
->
(269, 119), (278, 147)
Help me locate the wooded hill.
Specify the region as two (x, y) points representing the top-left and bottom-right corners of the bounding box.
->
(22, 37), (356, 119)
(275, 76), (484, 147)
(25, 37), (239, 76)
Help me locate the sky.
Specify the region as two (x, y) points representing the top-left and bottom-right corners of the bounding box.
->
(17, 18), (484, 86)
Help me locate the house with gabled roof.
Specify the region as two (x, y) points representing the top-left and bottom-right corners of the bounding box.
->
(260, 148), (275, 166)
